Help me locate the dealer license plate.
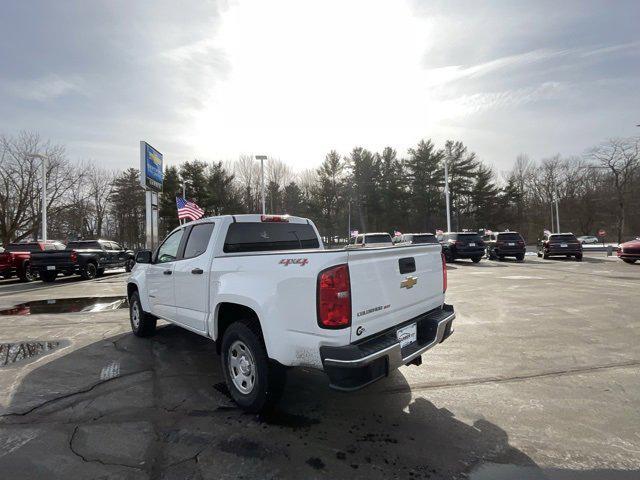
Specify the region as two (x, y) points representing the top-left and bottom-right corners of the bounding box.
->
(47, 266), (56, 270)
(397, 323), (417, 348)
(561, 243), (568, 247)
(508, 242), (515, 246)
(469, 242), (476, 246)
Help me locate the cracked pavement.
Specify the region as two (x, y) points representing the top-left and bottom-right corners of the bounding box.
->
(0, 257), (639, 479)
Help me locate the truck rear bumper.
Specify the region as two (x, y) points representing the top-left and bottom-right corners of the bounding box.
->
(319, 304), (455, 391)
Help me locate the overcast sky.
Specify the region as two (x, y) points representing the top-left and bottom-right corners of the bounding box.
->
(1, 0), (638, 175)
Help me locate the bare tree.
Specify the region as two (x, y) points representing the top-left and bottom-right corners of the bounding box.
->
(588, 137), (639, 243)
(86, 163), (116, 237)
(0, 131), (84, 244)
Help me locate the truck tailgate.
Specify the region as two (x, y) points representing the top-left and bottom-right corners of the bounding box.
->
(30, 251), (73, 268)
(347, 244), (444, 342)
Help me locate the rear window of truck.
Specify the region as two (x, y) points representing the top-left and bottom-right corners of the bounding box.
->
(67, 241), (102, 249)
(5, 243), (41, 252)
(412, 234), (438, 244)
(223, 222), (320, 253)
(453, 233), (482, 241)
(364, 234), (392, 244)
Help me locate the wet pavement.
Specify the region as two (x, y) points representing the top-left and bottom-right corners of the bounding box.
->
(0, 256), (638, 479)
(0, 296), (128, 315)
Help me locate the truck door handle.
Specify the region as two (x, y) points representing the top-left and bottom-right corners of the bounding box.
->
(191, 268), (203, 275)
(163, 270), (172, 275)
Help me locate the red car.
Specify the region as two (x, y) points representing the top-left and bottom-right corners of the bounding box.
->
(0, 241), (66, 281)
(617, 238), (640, 264)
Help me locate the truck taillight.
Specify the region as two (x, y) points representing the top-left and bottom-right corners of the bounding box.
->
(70, 250), (77, 263)
(261, 215), (289, 222)
(317, 264), (351, 329)
(441, 252), (447, 293)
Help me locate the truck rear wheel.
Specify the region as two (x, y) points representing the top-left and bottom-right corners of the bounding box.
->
(19, 262), (36, 282)
(40, 271), (57, 283)
(471, 256), (482, 263)
(129, 291), (156, 337)
(221, 321), (286, 413)
(81, 263), (97, 280)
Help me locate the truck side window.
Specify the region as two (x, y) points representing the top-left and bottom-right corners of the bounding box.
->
(156, 229), (184, 263)
(183, 223), (214, 259)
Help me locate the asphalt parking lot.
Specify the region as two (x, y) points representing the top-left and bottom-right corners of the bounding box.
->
(0, 255), (638, 479)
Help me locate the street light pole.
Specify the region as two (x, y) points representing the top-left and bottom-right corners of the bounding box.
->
(255, 155), (267, 215)
(29, 153), (48, 241)
(444, 160), (451, 232)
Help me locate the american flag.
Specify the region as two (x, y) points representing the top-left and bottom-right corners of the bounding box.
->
(176, 197), (205, 221)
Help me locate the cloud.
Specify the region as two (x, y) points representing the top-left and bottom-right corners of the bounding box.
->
(3, 74), (83, 102)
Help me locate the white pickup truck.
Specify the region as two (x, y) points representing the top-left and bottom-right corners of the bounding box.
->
(127, 214), (455, 412)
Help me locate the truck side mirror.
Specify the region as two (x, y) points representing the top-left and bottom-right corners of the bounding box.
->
(135, 250), (152, 264)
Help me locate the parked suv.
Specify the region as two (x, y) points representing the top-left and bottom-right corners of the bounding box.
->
(393, 233), (439, 245)
(537, 233), (583, 261)
(31, 239), (135, 282)
(0, 240), (65, 281)
(440, 232), (484, 263)
(483, 231), (526, 261)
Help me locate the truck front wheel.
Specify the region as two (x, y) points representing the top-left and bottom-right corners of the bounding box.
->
(81, 263), (97, 280)
(129, 291), (156, 337)
(221, 321), (286, 413)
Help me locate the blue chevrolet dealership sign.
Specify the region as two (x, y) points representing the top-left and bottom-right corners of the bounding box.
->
(140, 141), (163, 191)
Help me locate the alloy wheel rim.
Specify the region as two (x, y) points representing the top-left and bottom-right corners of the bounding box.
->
(228, 340), (256, 395)
(131, 302), (140, 328)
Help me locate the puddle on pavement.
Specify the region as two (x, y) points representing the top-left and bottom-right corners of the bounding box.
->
(0, 296), (128, 316)
(1, 341), (66, 366)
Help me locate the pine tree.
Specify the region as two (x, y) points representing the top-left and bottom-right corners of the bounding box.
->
(159, 165), (181, 236)
(313, 151), (345, 246)
(405, 140), (444, 232)
(444, 141), (478, 230)
(205, 161), (243, 215)
(470, 164), (499, 229)
(109, 168), (145, 248)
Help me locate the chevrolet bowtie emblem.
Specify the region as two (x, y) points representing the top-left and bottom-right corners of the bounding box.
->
(401, 276), (418, 289)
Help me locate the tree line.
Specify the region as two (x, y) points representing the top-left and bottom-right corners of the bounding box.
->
(1, 130), (638, 248)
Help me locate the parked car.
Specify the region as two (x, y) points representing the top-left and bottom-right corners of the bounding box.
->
(537, 233), (583, 261)
(393, 233), (439, 245)
(483, 231), (526, 261)
(31, 239), (135, 282)
(349, 232), (393, 248)
(0, 240), (66, 282)
(128, 214), (454, 412)
(440, 232), (484, 263)
(577, 235), (599, 245)
(617, 238), (640, 264)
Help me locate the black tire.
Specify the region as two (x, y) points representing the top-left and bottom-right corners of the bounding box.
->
(125, 259), (135, 273)
(81, 262), (97, 280)
(471, 256), (482, 263)
(542, 251), (549, 259)
(19, 262), (36, 282)
(96, 268), (105, 277)
(40, 271), (57, 283)
(516, 253), (525, 262)
(129, 291), (157, 337)
(221, 321), (286, 413)
(622, 259), (637, 264)
(537, 249), (542, 258)
(575, 254), (583, 262)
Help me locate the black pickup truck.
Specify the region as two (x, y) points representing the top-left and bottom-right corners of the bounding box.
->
(31, 239), (135, 282)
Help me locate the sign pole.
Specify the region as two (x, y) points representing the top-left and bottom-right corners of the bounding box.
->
(140, 141), (163, 250)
